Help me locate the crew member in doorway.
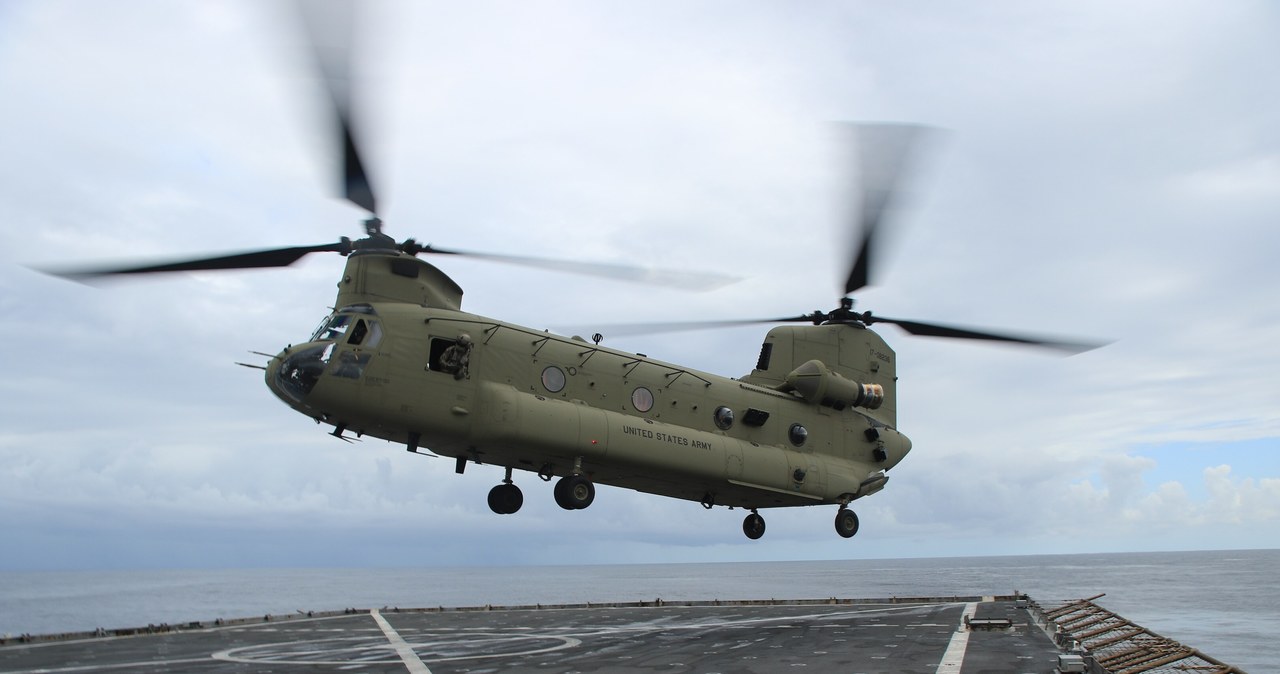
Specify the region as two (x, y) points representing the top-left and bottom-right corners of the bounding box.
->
(439, 333), (472, 380)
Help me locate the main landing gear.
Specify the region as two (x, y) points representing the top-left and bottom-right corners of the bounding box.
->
(487, 467), (523, 515)
(554, 474), (595, 510)
(485, 464), (597, 514)
(738, 507), (861, 540)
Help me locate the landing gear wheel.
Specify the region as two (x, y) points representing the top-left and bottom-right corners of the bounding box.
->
(835, 508), (860, 538)
(743, 512), (766, 540)
(554, 474), (595, 510)
(487, 483), (524, 515)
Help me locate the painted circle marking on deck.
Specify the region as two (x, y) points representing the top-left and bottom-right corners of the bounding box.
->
(202, 603), (961, 670)
(210, 632), (580, 667)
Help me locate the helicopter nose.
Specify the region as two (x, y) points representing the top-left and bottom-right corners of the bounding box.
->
(266, 343), (331, 404)
(264, 350), (288, 402)
(264, 351), (286, 400)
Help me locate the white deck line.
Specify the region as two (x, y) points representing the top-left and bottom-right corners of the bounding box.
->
(934, 602), (978, 674)
(371, 609), (433, 674)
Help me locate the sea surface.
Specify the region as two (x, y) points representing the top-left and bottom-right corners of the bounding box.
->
(1, 549), (1274, 672)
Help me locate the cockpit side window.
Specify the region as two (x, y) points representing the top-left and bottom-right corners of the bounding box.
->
(310, 312), (384, 347)
(310, 314), (352, 342)
(348, 320), (369, 345)
(331, 351), (372, 379)
(347, 319), (384, 347)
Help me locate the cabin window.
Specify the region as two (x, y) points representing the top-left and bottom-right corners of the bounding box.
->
(631, 387), (654, 413)
(713, 406), (734, 430)
(429, 336), (472, 379)
(541, 366), (566, 393)
(428, 338), (455, 372)
(788, 423), (808, 447)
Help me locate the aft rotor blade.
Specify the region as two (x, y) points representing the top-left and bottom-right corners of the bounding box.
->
(297, 0), (378, 215)
(843, 123), (932, 295)
(866, 314), (1107, 354)
(43, 241), (351, 280)
(559, 315), (814, 338)
(419, 245), (741, 291)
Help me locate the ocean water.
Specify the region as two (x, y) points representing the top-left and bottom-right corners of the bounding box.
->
(1, 549), (1274, 672)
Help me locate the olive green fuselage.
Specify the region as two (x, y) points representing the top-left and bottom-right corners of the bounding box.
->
(266, 253), (910, 510)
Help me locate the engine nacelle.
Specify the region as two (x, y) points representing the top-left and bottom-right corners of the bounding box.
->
(784, 359), (884, 410)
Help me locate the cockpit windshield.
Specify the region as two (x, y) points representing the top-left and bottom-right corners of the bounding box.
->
(279, 308), (383, 402)
(310, 314), (353, 342)
(308, 305), (382, 344)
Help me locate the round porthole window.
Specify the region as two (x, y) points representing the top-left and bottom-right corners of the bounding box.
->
(631, 387), (654, 412)
(789, 423), (808, 447)
(541, 366), (566, 393)
(713, 406), (735, 430)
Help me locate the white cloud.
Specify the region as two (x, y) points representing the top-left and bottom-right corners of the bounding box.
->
(1177, 155), (1280, 201)
(0, 0), (1278, 569)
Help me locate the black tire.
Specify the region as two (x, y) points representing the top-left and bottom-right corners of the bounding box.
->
(553, 477), (574, 510)
(835, 508), (860, 538)
(487, 484), (505, 514)
(501, 483), (524, 514)
(555, 475), (594, 510)
(487, 483), (523, 514)
(743, 512), (766, 540)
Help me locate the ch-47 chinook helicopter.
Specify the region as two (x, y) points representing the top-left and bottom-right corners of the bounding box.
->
(50, 6), (1102, 541)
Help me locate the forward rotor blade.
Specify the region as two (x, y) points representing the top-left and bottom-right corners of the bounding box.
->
(339, 107), (376, 215)
(418, 245), (741, 291)
(843, 123), (932, 295)
(865, 314), (1107, 354)
(42, 241), (350, 280)
(297, 0), (377, 215)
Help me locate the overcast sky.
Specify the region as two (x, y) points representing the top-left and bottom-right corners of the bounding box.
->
(0, 0), (1277, 571)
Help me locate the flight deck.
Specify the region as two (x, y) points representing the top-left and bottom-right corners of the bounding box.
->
(0, 596), (1245, 673)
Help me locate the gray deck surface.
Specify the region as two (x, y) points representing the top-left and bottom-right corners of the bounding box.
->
(0, 599), (1062, 673)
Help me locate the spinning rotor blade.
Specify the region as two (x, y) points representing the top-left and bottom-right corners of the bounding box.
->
(297, 0), (377, 215)
(557, 122), (1105, 353)
(571, 309), (1104, 354)
(557, 315), (813, 338)
(843, 123), (931, 295)
(416, 244), (741, 291)
(863, 313), (1107, 354)
(43, 241), (351, 280)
